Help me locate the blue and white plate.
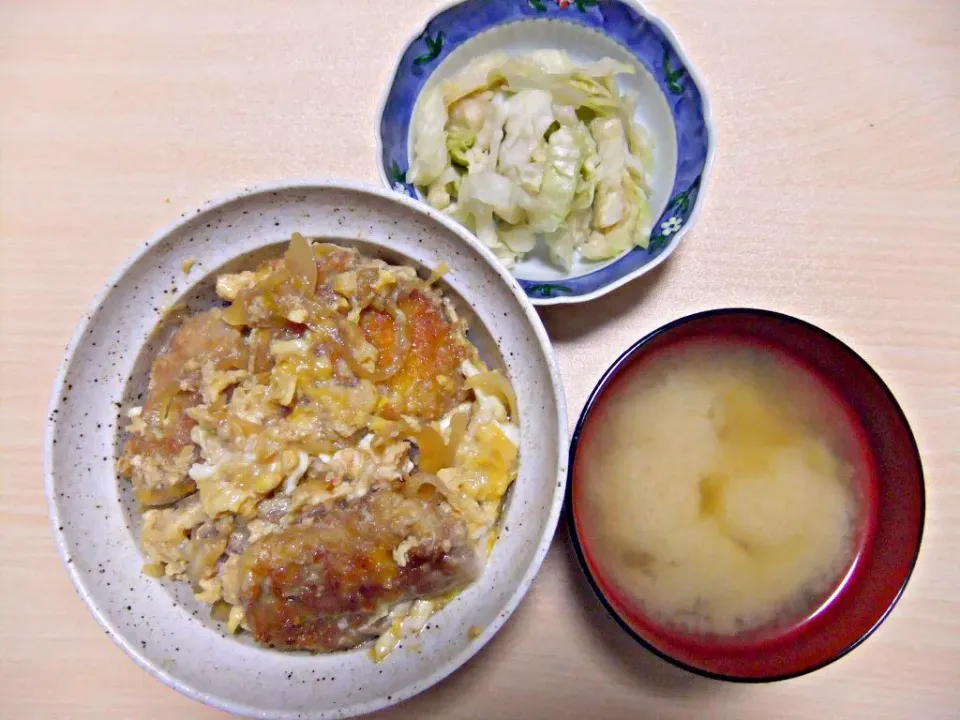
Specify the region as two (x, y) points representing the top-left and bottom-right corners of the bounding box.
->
(376, 0), (715, 305)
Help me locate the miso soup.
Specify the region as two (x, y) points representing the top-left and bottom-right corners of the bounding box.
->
(580, 339), (870, 636)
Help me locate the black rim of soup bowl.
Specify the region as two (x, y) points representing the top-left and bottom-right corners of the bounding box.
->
(565, 307), (926, 683)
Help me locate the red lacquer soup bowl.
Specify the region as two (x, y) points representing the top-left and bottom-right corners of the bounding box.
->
(567, 308), (924, 682)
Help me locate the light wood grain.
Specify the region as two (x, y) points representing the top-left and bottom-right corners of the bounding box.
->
(2, 1), (959, 718)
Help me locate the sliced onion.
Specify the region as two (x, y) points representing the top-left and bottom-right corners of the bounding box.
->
(135, 481), (196, 508)
(210, 600), (232, 622)
(448, 410), (469, 454)
(226, 414), (263, 436)
(369, 417), (402, 439)
(426, 262), (450, 286)
(284, 232), (317, 292)
(156, 392), (174, 426)
(409, 425), (451, 473)
(188, 534), (228, 588)
(465, 370), (518, 421)
(142, 562), (165, 578)
(403, 472), (442, 502)
(222, 303), (248, 327)
(404, 408), (468, 473)
(248, 328), (273, 373)
(300, 437), (341, 456)
(404, 471), (468, 507)
(336, 299), (410, 382)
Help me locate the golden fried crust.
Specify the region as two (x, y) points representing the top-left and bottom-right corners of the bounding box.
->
(119, 310), (248, 507)
(239, 490), (478, 651)
(119, 241), (505, 655)
(361, 290), (468, 421)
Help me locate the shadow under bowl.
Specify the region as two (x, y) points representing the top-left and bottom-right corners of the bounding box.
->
(567, 308), (925, 682)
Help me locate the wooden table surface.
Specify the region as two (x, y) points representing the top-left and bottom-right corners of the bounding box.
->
(2, 1), (959, 717)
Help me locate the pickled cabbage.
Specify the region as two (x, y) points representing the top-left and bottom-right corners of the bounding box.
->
(408, 50), (655, 269)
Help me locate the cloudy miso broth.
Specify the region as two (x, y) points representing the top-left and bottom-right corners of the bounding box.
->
(580, 339), (869, 637)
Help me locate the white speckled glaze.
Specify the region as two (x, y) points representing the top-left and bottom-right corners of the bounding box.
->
(45, 181), (567, 719)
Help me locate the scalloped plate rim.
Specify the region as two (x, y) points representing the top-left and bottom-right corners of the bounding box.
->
(373, 0), (716, 306)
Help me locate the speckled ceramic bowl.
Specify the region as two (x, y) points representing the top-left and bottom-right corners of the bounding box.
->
(45, 180), (567, 719)
(376, 0), (714, 304)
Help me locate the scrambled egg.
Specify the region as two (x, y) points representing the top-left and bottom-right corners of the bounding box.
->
(120, 235), (520, 656)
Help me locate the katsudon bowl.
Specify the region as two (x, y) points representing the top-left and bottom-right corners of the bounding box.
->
(44, 180), (567, 719)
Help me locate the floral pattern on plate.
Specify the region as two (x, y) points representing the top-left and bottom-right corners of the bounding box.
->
(378, 0), (713, 304)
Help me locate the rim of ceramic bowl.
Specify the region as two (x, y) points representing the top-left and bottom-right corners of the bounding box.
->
(44, 178), (568, 718)
(373, 0), (716, 306)
(565, 307), (925, 683)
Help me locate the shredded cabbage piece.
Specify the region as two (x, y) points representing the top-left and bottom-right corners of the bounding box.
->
(408, 50), (655, 270)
